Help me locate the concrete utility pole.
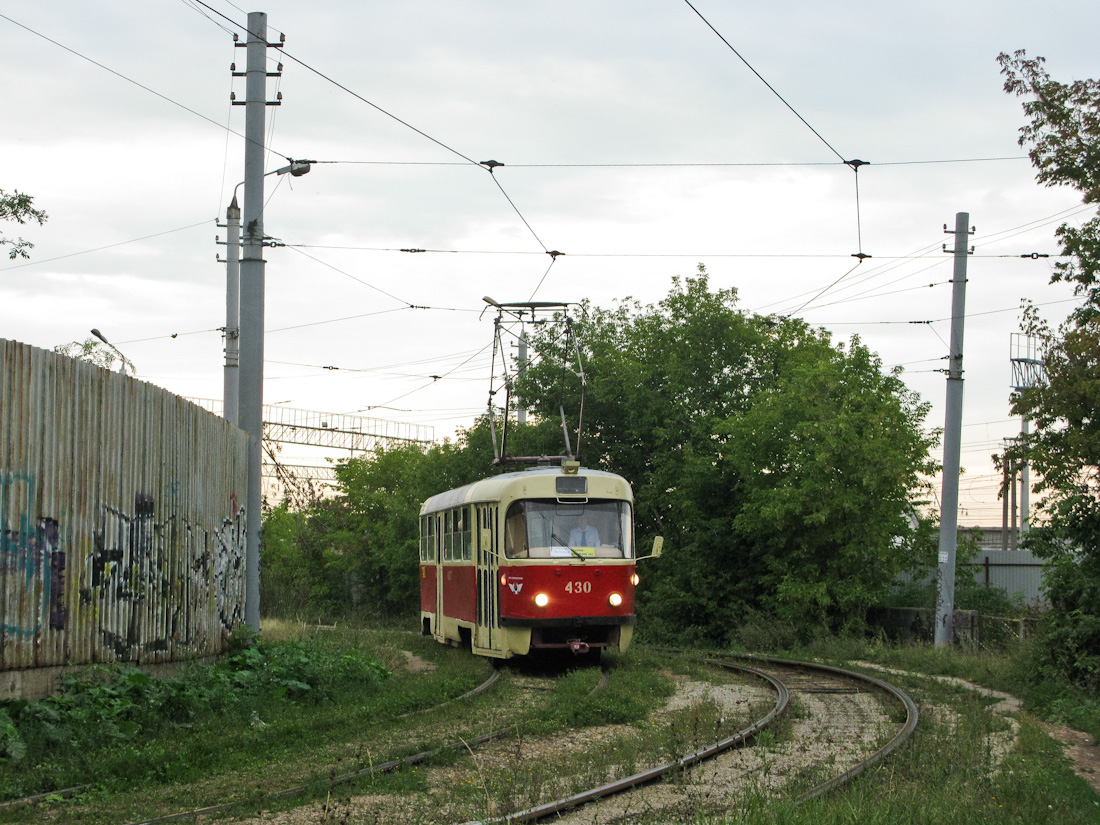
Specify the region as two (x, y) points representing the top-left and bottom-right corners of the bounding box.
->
(239, 11), (270, 634)
(934, 212), (973, 648)
(1000, 445), (1012, 551)
(223, 196), (241, 426)
(516, 330), (528, 426)
(1020, 417), (1030, 533)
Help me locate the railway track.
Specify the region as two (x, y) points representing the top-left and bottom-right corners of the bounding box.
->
(456, 653), (916, 825)
(0, 663), (510, 823)
(3, 653), (916, 825)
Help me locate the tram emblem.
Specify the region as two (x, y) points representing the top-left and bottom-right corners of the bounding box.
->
(508, 582), (524, 595)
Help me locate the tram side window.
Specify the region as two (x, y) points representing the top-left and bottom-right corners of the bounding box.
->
(505, 503), (528, 559)
(457, 507), (472, 560)
(420, 516), (436, 562)
(443, 511), (452, 561)
(440, 508), (472, 562)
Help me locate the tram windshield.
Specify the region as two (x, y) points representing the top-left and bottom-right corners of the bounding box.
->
(504, 500), (633, 559)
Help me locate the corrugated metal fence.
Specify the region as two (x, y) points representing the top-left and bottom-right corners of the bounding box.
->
(964, 548), (1045, 604)
(897, 545), (1048, 606)
(1, 339), (248, 682)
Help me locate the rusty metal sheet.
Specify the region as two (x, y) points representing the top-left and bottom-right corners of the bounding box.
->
(1, 338), (248, 673)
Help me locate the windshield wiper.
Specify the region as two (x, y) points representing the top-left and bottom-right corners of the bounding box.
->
(551, 531), (585, 560)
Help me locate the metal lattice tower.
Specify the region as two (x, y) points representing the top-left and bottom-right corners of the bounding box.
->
(1010, 333), (1046, 391)
(1008, 334), (1046, 538)
(189, 400), (433, 504)
(261, 405), (433, 452)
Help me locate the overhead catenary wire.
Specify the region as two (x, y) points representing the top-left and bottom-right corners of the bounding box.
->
(683, 0), (877, 272)
(284, 242), (1069, 260)
(351, 339), (496, 415)
(750, 201), (1086, 316)
(813, 295), (1083, 326)
(9, 4), (1067, 321)
(284, 246), (417, 307)
(9, 4), (1081, 479)
(314, 156), (1029, 168)
(0, 220), (216, 273)
(784, 260), (865, 317)
(0, 12), (268, 153)
(681, 0), (847, 163)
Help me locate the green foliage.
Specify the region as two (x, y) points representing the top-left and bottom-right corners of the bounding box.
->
(0, 640), (390, 784)
(734, 611), (801, 653)
(999, 51), (1100, 689)
(535, 654), (673, 733)
(0, 709), (24, 762)
(261, 417), (567, 621)
(0, 188), (47, 260)
(53, 337), (135, 374)
(520, 272), (936, 640)
(262, 439), (474, 620)
(260, 275), (932, 641)
(261, 499), (364, 619)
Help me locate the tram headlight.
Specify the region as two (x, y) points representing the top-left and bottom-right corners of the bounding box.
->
(500, 574), (507, 586)
(608, 592), (623, 607)
(630, 573), (640, 586)
(534, 592), (549, 608)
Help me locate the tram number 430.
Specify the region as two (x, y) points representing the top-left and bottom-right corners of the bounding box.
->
(564, 581), (592, 594)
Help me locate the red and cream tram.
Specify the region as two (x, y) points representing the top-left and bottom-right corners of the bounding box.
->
(419, 462), (661, 659)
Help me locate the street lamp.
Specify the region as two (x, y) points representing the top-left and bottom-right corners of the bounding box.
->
(90, 328), (132, 375)
(223, 159), (312, 426)
(230, 159), (312, 203)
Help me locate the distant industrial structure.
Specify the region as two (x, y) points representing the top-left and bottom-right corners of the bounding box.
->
(189, 400), (434, 504)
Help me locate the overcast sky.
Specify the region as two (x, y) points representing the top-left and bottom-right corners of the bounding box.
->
(2, 1), (1097, 524)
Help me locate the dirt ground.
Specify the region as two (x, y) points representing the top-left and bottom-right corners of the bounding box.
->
(1042, 722), (1100, 795)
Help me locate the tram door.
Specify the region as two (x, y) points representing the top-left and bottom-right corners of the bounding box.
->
(474, 504), (499, 653)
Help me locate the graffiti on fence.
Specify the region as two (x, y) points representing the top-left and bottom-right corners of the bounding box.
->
(1, 472), (66, 638)
(79, 493), (246, 658)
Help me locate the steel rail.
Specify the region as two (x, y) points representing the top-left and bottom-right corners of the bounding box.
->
(400, 666), (501, 717)
(2, 666), (504, 818)
(119, 663), (609, 825)
(458, 651), (918, 824)
(723, 654), (920, 806)
(121, 665), (508, 825)
(588, 666), (611, 695)
(457, 660), (789, 825)
(0, 784), (89, 812)
(699, 652), (919, 806)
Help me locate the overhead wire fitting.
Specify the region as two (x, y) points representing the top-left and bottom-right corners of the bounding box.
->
(681, 1), (871, 271)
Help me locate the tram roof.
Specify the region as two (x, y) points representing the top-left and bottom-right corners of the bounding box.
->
(419, 466), (631, 515)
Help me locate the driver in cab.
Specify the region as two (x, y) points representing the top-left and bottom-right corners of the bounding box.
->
(569, 516), (600, 548)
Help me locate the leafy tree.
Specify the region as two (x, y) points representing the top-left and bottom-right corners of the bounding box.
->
(53, 337), (136, 374)
(999, 51), (1100, 686)
(519, 273), (935, 639)
(258, 404), (567, 620)
(0, 189), (47, 259)
(329, 421), (567, 614)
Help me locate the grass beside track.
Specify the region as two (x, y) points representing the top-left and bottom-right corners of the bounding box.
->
(1, 624), (1098, 824)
